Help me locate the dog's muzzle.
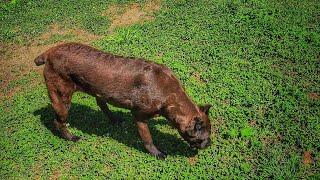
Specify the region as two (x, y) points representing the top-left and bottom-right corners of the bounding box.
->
(190, 138), (211, 149)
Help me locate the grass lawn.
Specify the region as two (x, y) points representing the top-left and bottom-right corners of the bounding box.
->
(1, 0), (319, 178)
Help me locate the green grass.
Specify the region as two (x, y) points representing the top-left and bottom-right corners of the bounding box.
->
(1, 0), (319, 178)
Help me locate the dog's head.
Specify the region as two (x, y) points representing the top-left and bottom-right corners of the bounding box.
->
(178, 104), (212, 149)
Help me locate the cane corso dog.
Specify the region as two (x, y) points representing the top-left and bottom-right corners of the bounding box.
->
(35, 43), (212, 159)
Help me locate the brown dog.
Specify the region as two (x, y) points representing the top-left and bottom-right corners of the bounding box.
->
(35, 43), (212, 159)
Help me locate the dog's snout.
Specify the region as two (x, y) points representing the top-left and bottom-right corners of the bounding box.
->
(189, 138), (211, 149)
(206, 138), (211, 146)
(200, 138), (211, 149)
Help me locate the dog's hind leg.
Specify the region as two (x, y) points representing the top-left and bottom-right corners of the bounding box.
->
(96, 97), (124, 125)
(50, 87), (79, 142)
(45, 71), (79, 142)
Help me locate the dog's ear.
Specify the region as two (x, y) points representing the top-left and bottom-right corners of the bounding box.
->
(199, 104), (212, 115)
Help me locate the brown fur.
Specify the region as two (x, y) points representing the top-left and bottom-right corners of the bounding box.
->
(35, 42), (212, 159)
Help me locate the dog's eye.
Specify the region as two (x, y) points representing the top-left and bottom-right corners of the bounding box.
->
(194, 117), (203, 131)
(186, 130), (196, 138)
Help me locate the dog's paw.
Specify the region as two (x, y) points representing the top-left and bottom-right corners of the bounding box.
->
(70, 135), (81, 142)
(155, 151), (167, 160)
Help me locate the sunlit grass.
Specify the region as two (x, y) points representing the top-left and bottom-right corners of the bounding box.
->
(1, 0), (319, 178)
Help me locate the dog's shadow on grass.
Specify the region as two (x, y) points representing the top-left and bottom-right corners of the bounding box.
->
(33, 103), (197, 158)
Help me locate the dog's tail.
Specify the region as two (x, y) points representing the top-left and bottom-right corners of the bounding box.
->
(34, 53), (47, 66)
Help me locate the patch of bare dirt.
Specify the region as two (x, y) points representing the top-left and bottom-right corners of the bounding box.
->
(50, 169), (61, 180)
(191, 72), (207, 84)
(308, 92), (319, 100)
(0, 42), (60, 101)
(260, 133), (283, 147)
(32, 162), (42, 180)
(249, 120), (257, 127)
(0, 24), (102, 101)
(221, 99), (231, 106)
(143, 0), (162, 13)
(36, 23), (101, 45)
(101, 164), (113, 176)
(188, 156), (198, 165)
(302, 151), (313, 165)
(103, 0), (162, 32)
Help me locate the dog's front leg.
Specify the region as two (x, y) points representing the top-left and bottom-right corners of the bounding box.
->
(135, 119), (166, 159)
